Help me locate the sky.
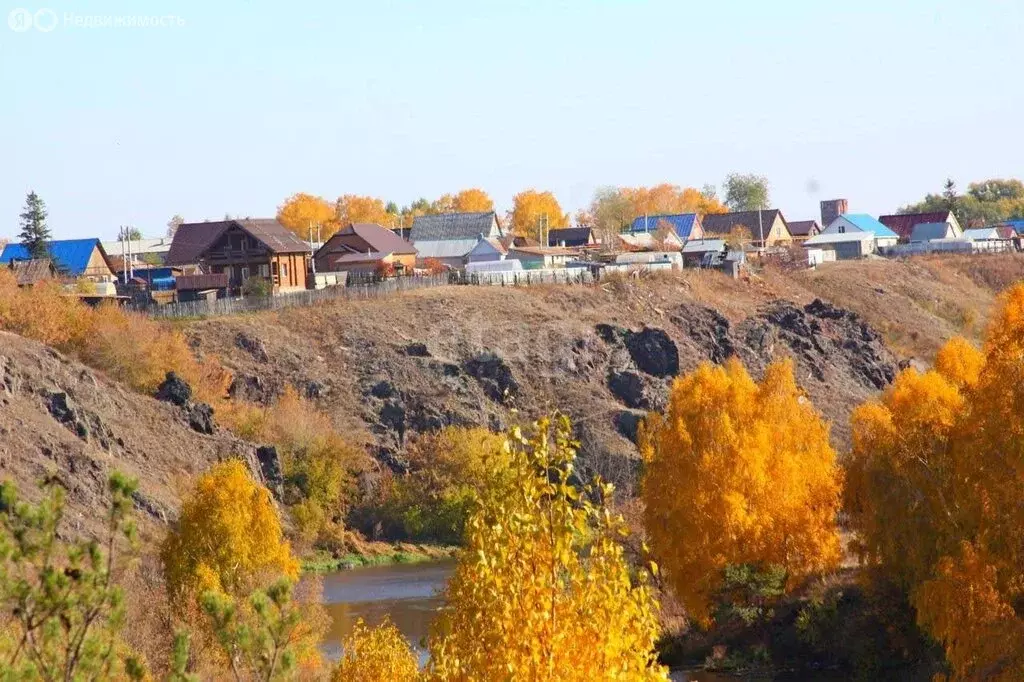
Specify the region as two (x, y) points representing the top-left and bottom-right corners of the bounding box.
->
(1, 0), (1023, 240)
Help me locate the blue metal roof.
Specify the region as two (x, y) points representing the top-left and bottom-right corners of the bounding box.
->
(841, 214), (899, 239)
(0, 239), (105, 276)
(628, 214), (699, 240)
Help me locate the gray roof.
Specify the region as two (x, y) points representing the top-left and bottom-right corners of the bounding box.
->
(410, 212), (500, 241)
(682, 239), (726, 253)
(910, 222), (954, 242)
(102, 237), (174, 257)
(412, 238), (479, 259)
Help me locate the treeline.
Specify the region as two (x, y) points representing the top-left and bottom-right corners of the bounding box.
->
(900, 177), (1024, 228)
(273, 174), (771, 242)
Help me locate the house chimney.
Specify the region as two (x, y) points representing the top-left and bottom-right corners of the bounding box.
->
(820, 199), (848, 228)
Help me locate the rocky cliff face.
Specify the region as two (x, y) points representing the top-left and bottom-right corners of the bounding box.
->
(186, 282), (901, 495)
(0, 332), (260, 541)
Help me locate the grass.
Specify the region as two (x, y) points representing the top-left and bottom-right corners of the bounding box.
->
(302, 547), (458, 573)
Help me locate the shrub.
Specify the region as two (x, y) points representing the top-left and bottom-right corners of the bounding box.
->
(332, 618), (418, 682)
(421, 258), (446, 275)
(161, 460), (299, 601)
(377, 426), (510, 544)
(241, 276), (272, 298)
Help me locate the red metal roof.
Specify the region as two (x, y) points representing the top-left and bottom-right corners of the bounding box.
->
(878, 212), (951, 241)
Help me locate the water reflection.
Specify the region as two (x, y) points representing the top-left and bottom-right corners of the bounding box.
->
(317, 561), (454, 661)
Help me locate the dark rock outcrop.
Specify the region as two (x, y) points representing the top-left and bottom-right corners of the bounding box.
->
(607, 370), (649, 409)
(464, 352), (520, 405)
(671, 304), (735, 363)
(369, 380), (397, 399)
(255, 445), (284, 498)
(404, 342), (431, 357)
(613, 410), (645, 444)
(304, 380), (327, 400)
(235, 332), (269, 363)
(155, 372), (192, 406)
(186, 403), (215, 435)
(624, 327), (679, 377)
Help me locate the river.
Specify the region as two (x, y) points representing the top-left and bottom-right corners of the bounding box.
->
(318, 560), (454, 662)
(317, 561), (742, 680)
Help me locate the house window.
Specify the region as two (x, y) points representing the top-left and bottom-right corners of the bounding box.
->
(838, 225), (846, 234)
(258, 264), (270, 278)
(281, 263), (289, 280)
(240, 266), (250, 280)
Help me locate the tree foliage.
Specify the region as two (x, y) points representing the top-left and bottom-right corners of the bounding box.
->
(0, 473), (146, 681)
(336, 195), (393, 229)
(277, 193), (338, 240)
(451, 188), (493, 213)
(586, 184), (727, 245)
(200, 578), (323, 682)
(509, 189), (569, 238)
(845, 285), (1024, 680)
(640, 359), (842, 625)
(425, 416), (668, 681)
(723, 173), (770, 212)
(379, 426), (511, 544)
(166, 214), (184, 238)
(18, 191), (51, 259)
(899, 177), (1024, 228)
(332, 618), (418, 682)
(161, 460), (299, 601)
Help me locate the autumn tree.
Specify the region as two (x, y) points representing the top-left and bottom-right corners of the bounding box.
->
(723, 173), (770, 212)
(336, 195), (393, 229)
(277, 193), (338, 240)
(161, 460), (299, 601)
(167, 214), (185, 238)
(509, 189), (569, 239)
(588, 186), (634, 245)
(426, 416), (667, 681)
(621, 183), (728, 218)
(845, 286), (1024, 680)
(18, 191), (51, 259)
(332, 618), (418, 682)
(640, 359), (842, 625)
(451, 188), (493, 213)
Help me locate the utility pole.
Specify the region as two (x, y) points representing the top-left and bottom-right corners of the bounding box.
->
(309, 221), (316, 276)
(757, 206), (765, 252)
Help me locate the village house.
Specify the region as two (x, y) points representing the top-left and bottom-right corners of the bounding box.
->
(681, 239), (727, 267)
(165, 219), (310, 293)
(701, 210), (792, 248)
(102, 237), (174, 267)
(314, 223), (417, 275)
(910, 222), (959, 243)
(878, 211), (962, 243)
(0, 238), (117, 282)
(466, 235), (508, 263)
(618, 227), (684, 252)
(547, 227), (597, 248)
(802, 214), (899, 260)
(627, 214), (704, 243)
(787, 220), (822, 243)
(175, 273), (230, 302)
(507, 245), (580, 269)
(410, 211), (504, 269)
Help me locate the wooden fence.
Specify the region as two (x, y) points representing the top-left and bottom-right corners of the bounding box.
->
(142, 269), (595, 319)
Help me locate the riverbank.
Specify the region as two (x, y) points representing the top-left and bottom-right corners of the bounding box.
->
(302, 542), (459, 573)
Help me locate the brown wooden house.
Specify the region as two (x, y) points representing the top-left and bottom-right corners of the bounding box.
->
(166, 219), (310, 293)
(314, 223), (417, 274)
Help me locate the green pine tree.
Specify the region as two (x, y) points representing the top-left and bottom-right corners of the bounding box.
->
(18, 191), (52, 259)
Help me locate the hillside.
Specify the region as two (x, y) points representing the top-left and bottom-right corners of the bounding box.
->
(4, 253), (1021, 537)
(0, 331), (254, 542)
(181, 254), (1024, 496)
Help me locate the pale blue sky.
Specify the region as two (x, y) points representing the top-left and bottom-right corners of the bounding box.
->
(2, 0), (1022, 240)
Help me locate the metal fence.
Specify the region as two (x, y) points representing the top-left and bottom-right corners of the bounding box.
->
(142, 269), (595, 319)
